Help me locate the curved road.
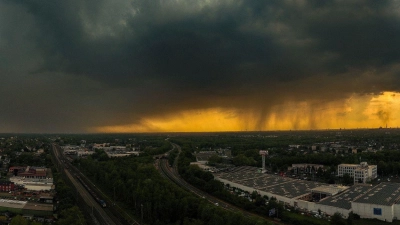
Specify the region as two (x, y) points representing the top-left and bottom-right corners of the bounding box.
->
(157, 143), (285, 225)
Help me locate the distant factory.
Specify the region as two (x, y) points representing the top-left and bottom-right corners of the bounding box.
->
(62, 144), (141, 158)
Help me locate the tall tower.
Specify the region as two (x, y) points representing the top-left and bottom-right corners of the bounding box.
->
(259, 150), (268, 172)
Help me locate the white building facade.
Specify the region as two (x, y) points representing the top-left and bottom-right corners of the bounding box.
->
(351, 183), (400, 222)
(337, 162), (377, 183)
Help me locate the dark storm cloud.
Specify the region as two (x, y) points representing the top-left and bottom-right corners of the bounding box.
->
(1, 0), (400, 132)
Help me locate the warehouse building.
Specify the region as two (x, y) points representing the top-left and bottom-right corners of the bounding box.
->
(0, 199), (53, 216)
(215, 167), (346, 211)
(352, 182), (400, 222)
(215, 166), (400, 222)
(10, 177), (53, 191)
(317, 185), (373, 217)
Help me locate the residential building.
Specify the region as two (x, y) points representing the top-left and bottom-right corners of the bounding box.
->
(0, 181), (14, 192)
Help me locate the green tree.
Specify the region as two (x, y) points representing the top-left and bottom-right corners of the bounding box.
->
(347, 211), (354, 225)
(30, 222), (42, 225)
(57, 206), (86, 225)
(251, 191), (258, 201)
(10, 215), (28, 225)
(208, 155), (222, 165)
(232, 154), (256, 166)
(378, 160), (388, 176)
(342, 173), (353, 185)
(331, 212), (346, 225)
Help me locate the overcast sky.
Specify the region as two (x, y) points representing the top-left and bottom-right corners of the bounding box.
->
(1, 0), (400, 133)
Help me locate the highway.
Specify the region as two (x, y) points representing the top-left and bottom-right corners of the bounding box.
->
(157, 144), (245, 212)
(157, 143), (285, 225)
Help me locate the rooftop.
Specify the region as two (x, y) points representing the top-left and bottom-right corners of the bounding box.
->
(353, 182), (400, 206)
(0, 199), (27, 209)
(195, 152), (218, 162)
(23, 202), (54, 211)
(317, 185), (372, 209)
(339, 164), (361, 167)
(311, 185), (349, 196)
(259, 179), (322, 199)
(216, 166), (324, 199)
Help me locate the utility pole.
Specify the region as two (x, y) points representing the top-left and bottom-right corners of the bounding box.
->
(141, 204), (143, 223)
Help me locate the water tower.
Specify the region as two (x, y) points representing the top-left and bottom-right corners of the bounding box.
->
(259, 150), (268, 172)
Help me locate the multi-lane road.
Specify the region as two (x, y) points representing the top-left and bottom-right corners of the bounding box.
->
(157, 143), (284, 225)
(157, 144), (245, 212)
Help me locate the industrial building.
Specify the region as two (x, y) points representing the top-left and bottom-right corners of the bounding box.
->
(215, 166), (400, 222)
(317, 185), (373, 217)
(337, 162), (377, 183)
(9, 166), (51, 180)
(290, 164), (324, 174)
(351, 182), (400, 222)
(0, 199), (53, 216)
(9, 166), (53, 191)
(10, 177), (53, 191)
(215, 167), (347, 211)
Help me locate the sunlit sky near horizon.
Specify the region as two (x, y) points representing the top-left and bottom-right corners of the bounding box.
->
(96, 91), (400, 132)
(2, 1), (400, 133)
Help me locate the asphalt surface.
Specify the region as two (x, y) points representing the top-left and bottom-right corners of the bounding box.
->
(157, 143), (286, 225)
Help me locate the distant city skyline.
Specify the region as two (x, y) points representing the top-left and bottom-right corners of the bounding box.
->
(1, 1), (400, 133)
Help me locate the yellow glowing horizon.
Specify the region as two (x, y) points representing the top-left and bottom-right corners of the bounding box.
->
(94, 91), (400, 133)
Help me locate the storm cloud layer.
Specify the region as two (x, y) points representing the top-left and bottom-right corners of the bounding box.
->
(1, 0), (400, 132)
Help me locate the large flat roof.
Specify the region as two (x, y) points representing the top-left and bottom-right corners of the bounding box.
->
(353, 182), (400, 206)
(195, 152), (218, 162)
(317, 185), (372, 209)
(259, 179), (321, 199)
(0, 199), (27, 209)
(217, 166), (400, 210)
(217, 166), (264, 181)
(23, 202), (53, 212)
(216, 166), (324, 199)
(311, 185), (349, 196)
